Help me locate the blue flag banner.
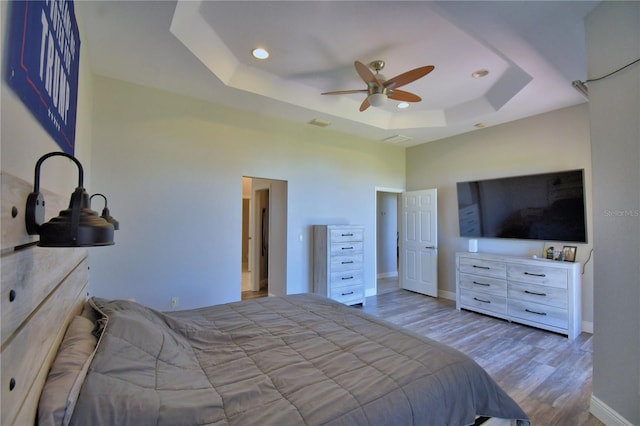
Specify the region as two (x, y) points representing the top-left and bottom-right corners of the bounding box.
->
(7, 0), (81, 154)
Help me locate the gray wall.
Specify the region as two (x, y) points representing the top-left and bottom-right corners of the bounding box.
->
(587, 2), (640, 424)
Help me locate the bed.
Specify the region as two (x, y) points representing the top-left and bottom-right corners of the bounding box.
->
(1, 172), (529, 426)
(39, 294), (528, 425)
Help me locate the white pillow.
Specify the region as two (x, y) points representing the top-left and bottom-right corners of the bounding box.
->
(37, 315), (98, 426)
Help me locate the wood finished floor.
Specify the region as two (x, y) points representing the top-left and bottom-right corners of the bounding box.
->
(361, 288), (603, 426)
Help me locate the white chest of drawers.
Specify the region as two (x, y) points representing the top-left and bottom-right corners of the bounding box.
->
(456, 252), (582, 339)
(313, 225), (365, 306)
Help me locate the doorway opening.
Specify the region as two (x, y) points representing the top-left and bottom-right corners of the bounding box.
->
(241, 177), (288, 300)
(375, 189), (402, 295)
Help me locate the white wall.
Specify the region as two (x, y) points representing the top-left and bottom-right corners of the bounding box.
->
(87, 76), (405, 310)
(406, 104), (594, 328)
(586, 3), (640, 424)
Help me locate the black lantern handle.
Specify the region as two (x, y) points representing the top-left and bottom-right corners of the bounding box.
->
(32, 152), (83, 193)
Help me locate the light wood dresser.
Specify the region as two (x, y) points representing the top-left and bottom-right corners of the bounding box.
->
(456, 252), (582, 339)
(313, 225), (365, 306)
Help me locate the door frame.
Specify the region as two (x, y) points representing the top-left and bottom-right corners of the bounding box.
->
(374, 187), (404, 296)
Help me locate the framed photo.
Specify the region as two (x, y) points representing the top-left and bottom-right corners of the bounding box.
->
(562, 246), (577, 262)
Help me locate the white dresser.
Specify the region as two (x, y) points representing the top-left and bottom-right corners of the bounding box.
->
(456, 252), (581, 339)
(313, 225), (365, 306)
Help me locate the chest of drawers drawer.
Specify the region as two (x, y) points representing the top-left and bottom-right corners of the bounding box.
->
(459, 257), (507, 279)
(507, 264), (568, 289)
(459, 289), (507, 315)
(459, 273), (507, 297)
(508, 281), (568, 309)
(508, 299), (569, 329)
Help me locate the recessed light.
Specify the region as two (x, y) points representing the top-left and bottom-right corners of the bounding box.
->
(252, 48), (269, 59)
(472, 69), (489, 78)
(397, 102), (409, 109)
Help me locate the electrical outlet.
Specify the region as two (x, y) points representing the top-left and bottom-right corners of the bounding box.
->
(170, 297), (178, 308)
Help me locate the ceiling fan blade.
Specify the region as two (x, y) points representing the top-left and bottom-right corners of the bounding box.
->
(359, 97), (371, 112)
(384, 65), (434, 89)
(388, 89), (422, 102)
(354, 61), (382, 88)
(321, 89), (368, 95)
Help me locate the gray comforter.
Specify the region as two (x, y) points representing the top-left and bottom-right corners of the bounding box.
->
(71, 294), (529, 425)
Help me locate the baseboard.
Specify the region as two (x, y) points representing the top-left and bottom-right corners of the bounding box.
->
(590, 395), (633, 426)
(377, 271), (398, 279)
(582, 320), (593, 334)
(438, 289), (456, 301)
(365, 287), (377, 297)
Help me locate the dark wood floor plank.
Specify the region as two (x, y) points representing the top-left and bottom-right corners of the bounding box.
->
(361, 288), (603, 426)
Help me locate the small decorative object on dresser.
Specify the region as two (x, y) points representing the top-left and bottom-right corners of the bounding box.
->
(456, 252), (582, 339)
(313, 225), (365, 306)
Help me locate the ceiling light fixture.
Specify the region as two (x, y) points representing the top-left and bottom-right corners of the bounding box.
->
(397, 102), (409, 109)
(252, 48), (269, 59)
(472, 69), (489, 79)
(368, 93), (386, 107)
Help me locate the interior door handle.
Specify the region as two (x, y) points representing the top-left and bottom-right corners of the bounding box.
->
(424, 246), (436, 249)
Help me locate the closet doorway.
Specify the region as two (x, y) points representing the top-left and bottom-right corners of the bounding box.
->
(375, 189), (402, 295)
(241, 177), (288, 300)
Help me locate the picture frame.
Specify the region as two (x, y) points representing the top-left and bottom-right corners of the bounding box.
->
(562, 246), (577, 262)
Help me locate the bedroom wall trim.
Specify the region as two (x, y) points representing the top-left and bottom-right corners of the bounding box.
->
(1, 172), (90, 425)
(590, 396), (633, 426)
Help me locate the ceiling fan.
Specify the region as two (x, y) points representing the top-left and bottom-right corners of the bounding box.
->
(322, 60), (435, 111)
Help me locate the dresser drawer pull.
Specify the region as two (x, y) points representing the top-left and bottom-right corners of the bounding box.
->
(525, 308), (547, 316)
(341, 261), (354, 264)
(473, 281), (490, 287)
(341, 276), (353, 280)
(524, 290), (547, 297)
(524, 272), (546, 277)
(341, 233), (354, 237)
(473, 297), (491, 304)
(342, 247), (354, 250)
(341, 291), (354, 296)
(473, 265), (490, 270)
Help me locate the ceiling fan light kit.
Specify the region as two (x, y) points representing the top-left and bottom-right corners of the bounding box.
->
(321, 60), (435, 111)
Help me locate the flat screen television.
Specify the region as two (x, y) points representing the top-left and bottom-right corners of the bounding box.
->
(456, 170), (587, 243)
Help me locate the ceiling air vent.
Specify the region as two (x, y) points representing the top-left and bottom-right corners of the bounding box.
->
(308, 118), (331, 128)
(382, 135), (412, 144)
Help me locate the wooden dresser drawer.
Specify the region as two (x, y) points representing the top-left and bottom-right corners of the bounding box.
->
(330, 270), (364, 289)
(330, 228), (364, 242)
(507, 263), (567, 289)
(331, 286), (365, 305)
(459, 273), (507, 297)
(330, 241), (363, 256)
(460, 290), (507, 315)
(508, 299), (569, 329)
(459, 257), (507, 279)
(330, 255), (363, 272)
(508, 282), (567, 309)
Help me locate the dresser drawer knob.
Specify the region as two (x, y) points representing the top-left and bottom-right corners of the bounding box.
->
(473, 265), (490, 270)
(473, 297), (491, 304)
(341, 276), (353, 280)
(524, 290), (547, 297)
(341, 233), (354, 237)
(341, 261), (354, 264)
(341, 291), (354, 296)
(524, 272), (546, 277)
(341, 247), (354, 250)
(473, 281), (490, 287)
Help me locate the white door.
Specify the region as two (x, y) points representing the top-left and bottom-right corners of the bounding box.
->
(400, 189), (438, 297)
